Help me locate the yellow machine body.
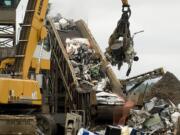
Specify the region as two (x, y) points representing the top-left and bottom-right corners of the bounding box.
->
(0, 0), (49, 107)
(0, 58), (50, 71)
(0, 58), (14, 69)
(0, 78), (42, 105)
(21, 0), (49, 79)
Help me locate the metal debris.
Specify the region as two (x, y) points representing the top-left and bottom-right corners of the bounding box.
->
(96, 92), (124, 105)
(60, 26), (125, 106)
(53, 14), (76, 31)
(127, 97), (180, 134)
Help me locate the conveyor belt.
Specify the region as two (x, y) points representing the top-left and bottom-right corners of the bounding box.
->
(46, 18), (125, 126)
(47, 18), (78, 107)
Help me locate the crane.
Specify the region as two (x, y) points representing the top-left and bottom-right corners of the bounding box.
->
(106, 0), (144, 126)
(0, 0), (55, 134)
(0, 0), (49, 106)
(0, 0), (147, 134)
(106, 0), (141, 76)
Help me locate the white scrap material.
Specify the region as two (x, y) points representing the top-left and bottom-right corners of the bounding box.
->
(96, 92), (118, 97)
(54, 22), (60, 30)
(171, 112), (180, 124)
(150, 97), (158, 102)
(66, 38), (81, 55)
(77, 128), (96, 135)
(178, 104), (180, 111)
(121, 126), (132, 135)
(71, 38), (90, 47)
(59, 18), (70, 29)
(96, 79), (107, 92)
(65, 38), (90, 55)
(96, 92), (125, 105)
(144, 101), (155, 112)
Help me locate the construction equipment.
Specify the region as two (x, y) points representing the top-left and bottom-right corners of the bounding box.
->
(0, 0), (125, 133)
(0, 0), (51, 134)
(121, 68), (165, 93)
(0, 0), (151, 134)
(47, 17), (125, 127)
(0, 0), (49, 104)
(106, 0), (141, 76)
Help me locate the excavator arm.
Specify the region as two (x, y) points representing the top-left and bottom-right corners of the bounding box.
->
(0, 0), (49, 106)
(14, 0), (49, 79)
(106, 0), (139, 77)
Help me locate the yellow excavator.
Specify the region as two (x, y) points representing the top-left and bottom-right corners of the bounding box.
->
(0, 0), (54, 134)
(0, 0), (48, 105)
(0, 0), (142, 134)
(0, 0), (131, 102)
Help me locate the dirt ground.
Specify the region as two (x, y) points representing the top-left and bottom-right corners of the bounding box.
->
(146, 72), (180, 105)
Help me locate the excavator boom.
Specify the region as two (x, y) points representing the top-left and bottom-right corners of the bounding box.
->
(0, 0), (49, 106)
(106, 0), (139, 77)
(14, 0), (49, 79)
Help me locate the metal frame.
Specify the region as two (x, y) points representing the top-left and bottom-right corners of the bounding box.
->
(0, 23), (15, 47)
(47, 18), (93, 127)
(0, 0), (21, 47)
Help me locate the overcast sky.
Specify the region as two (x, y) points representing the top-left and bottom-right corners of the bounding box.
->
(17, 0), (180, 79)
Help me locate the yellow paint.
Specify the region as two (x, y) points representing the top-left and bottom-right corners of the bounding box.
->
(41, 26), (48, 40)
(31, 58), (50, 70)
(0, 78), (42, 105)
(22, 0), (49, 79)
(0, 58), (50, 71)
(0, 58), (14, 69)
(0, 0), (49, 106)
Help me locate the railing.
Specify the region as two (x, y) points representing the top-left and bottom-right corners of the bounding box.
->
(46, 17), (78, 111)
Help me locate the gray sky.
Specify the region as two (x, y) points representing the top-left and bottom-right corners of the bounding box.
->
(17, 0), (180, 79)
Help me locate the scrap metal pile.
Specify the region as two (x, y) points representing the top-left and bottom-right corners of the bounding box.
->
(65, 37), (124, 106)
(53, 15), (125, 106)
(76, 72), (180, 135)
(77, 97), (180, 135)
(146, 72), (180, 105)
(127, 97), (180, 134)
(53, 15), (180, 135)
